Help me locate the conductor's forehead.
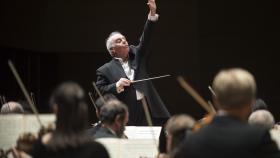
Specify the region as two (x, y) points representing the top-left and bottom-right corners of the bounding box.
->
(109, 33), (125, 42)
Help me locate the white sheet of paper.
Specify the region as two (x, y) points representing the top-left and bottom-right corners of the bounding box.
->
(124, 126), (162, 140)
(0, 114), (55, 150)
(97, 138), (158, 158)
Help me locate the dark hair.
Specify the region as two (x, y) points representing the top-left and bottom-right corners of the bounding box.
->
(48, 82), (90, 150)
(100, 100), (128, 125)
(252, 98), (268, 112)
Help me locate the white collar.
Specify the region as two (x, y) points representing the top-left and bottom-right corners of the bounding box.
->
(115, 57), (128, 63)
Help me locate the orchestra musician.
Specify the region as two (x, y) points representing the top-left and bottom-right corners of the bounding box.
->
(93, 100), (129, 139)
(174, 68), (280, 158)
(12, 82), (110, 158)
(87, 93), (118, 137)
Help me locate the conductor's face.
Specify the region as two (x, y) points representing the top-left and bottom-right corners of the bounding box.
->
(111, 34), (129, 59)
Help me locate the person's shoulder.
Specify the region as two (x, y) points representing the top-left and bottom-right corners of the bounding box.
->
(94, 127), (117, 139)
(76, 141), (110, 158)
(86, 140), (107, 149)
(87, 123), (101, 136)
(246, 124), (271, 140)
(97, 60), (114, 72)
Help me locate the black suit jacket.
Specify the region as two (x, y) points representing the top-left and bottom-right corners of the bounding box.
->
(32, 138), (109, 158)
(93, 126), (118, 139)
(175, 115), (280, 158)
(87, 121), (101, 138)
(96, 19), (170, 124)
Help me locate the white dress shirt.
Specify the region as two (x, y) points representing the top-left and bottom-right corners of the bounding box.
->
(116, 58), (144, 100)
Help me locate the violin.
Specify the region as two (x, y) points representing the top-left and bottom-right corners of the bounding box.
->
(4, 61), (55, 157)
(192, 114), (214, 131)
(177, 76), (216, 131)
(3, 124), (54, 158)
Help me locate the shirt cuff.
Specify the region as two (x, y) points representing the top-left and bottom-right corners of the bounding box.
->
(148, 13), (159, 22)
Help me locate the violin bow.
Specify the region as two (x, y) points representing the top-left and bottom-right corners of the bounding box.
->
(177, 76), (216, 115)
(8, 60), (43, 127)
(92, 81), (106, 104)
(88, 92), (98, 112)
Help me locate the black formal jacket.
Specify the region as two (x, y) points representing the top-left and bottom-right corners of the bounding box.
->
(93, 126), (118, 139)
(174, 115), (280, 158)
(87, 121), (101, 138)
(31, 138), (109, 158)
(96, 19), (170, 123)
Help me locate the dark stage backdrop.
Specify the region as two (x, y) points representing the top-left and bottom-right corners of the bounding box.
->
(1, 0), (280, 122)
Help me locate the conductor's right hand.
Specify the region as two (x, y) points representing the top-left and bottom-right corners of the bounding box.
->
(116, 78), (131, 93)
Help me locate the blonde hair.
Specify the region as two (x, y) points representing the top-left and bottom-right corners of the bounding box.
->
(212, 68), (256, 108)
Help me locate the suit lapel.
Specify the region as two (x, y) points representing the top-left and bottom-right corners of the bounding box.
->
(111, 59), (128, 79)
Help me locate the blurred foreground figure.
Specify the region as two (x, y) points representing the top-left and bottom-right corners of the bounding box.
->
(248, 110), (280, 149)
(13, 82), (110, 158)
(174, 68), (280, 158)
(158, 114), (195, 158)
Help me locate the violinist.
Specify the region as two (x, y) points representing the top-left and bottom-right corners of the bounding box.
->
(87, 93), (117, 137)
(93, 100), (129, 139)
(158, 114), (195, 158)
(174, 68), (280, 158)
(14, 82), (110, 158)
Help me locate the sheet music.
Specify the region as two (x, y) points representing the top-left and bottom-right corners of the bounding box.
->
(0, 114), (55, 150)
(97, 138), (158, 158)
(124, 126), (161, 140)
(23, 114), (55, 133)
(0, 115), (23, 150)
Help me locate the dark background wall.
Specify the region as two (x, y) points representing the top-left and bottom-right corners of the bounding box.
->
(1, 0), (279, 122)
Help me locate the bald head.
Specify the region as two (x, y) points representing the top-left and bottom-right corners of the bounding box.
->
(1, 101), (24, 114)
(248, 110), (275, 129)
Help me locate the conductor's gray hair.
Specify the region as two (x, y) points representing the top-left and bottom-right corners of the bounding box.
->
(106, 31), (122, 56)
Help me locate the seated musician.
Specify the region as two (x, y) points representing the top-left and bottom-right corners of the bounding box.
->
(13, 82), (110, 158)
(158, 114), (195, 158)
(87, 93), (118, 137)
(94, 100), (129, 139)
(1, 101), (24, 114)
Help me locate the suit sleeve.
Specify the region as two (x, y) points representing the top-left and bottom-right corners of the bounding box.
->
(136, 19), (157, 57)
(96, 69), (118, 95)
